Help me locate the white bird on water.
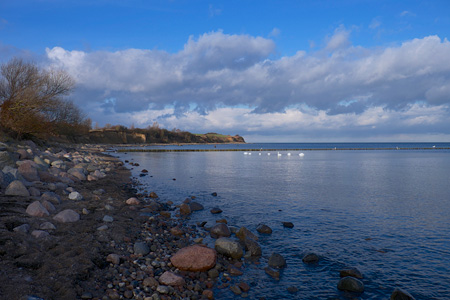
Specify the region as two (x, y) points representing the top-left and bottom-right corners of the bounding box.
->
(267, 153), (271, 156)
(287, 152), (291, 156)
(277, 152), (282, 157)
(299, 153), (305, 157)
(243, 152), (248, 155)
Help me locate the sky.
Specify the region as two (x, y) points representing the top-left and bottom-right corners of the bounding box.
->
(1, 0), (450, 142)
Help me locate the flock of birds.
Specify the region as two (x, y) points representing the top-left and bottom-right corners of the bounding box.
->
(243, 151), (305, 157)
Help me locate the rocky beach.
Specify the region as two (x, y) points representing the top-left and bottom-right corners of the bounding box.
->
(0, 140), (418, 300)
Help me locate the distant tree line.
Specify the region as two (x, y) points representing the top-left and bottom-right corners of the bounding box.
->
(0, 58), (91, 139)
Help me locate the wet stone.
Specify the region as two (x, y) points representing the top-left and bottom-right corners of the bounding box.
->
(282, 222), (294, 228)
(302, 253), (320, 264)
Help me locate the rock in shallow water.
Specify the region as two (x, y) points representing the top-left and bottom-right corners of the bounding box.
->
(390, 288), (416, 300)
(210, 223), (231, 238)
(302, 253), (320, 264)
(268, 252), (286, 268)
(256, 223), (272, 234)
(215, 237), (243, 259)
(340, 267), (363, 279)
(337, 276), (364, 293)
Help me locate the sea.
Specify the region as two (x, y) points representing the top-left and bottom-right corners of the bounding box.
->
(113, 143), (450, 300)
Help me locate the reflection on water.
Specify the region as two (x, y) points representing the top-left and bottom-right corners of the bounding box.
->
(117, 149), (450, 299)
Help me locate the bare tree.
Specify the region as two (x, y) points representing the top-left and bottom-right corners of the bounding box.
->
(0, 58), (87, 138)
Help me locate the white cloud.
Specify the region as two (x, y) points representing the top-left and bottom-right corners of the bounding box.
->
(45, 30), (450, 141)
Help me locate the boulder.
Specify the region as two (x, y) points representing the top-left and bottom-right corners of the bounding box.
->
(67, 168), (86, 181)
(40, 222), (56, 230)
(337, 276), (364, 293)
(170, 245), (217, 271)
(282, 222), (294, 228)
(53, 209), (80, 223)
(126, 197), (140, 205)
(340, 267), (363, 279)
(0, 151), (16, 169)
(5, 180), (30, 196)
(106, 254), (121, 265)
(18, 160), (40, 182)
(159, 271), (186, 286)
(256, 223), (273, 234)
(302, 253), (320, 264)
(26, 201), (50, 217)
(13, 224), (30, 233)
(268, 253), (286, 268)
(214, 237), (243, 259)
(264, 267), (280, 280)
(40, 192), (61, 205)
(179, 203), (191, 215)
(390, 288), (416, 300)
(236, 227), (258, 241)
(68, 191), (83, 201)
(189, 201), (204, 211)
(244, 238), (262, 256)
(210, 207), (222, 214)
(210, 223), (231, 238)
(41, 200), (56, 212)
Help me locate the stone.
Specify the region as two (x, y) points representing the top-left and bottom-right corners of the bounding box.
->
(34, 156), (48, 168)
(264, 267), (280, 280)
(210, 223), (231, 238)
(0, 151), (16, 169)
(28, 187), (40, 197)
(208, 268), (219, 278)
(337, 276), (365, 293)
(390, 288), (416, 300)
(256, 223), (272, 234)
(238, 282), (250, 292)
(97, 225), (108, 231)
(202, 290), (214, 300)
(236, 227), (258, 241)
(149, 192), (158, 198)
(143, 277), (158, 287)
(53, 209), (80, 223)
(210, 207), (222, 214)
(134, 242), (150, 256)
(230, 285), (242, 295)
(5, 180), (30, 196)
(170, 245), (217, 271)
(26, 201), (50, 217)
(340, 267), (363, 279)
(31, 230), (50, 238)
(40, 222), (56, 230)
(287, 286), (298, 294)
(282, 222), (294, 228)
(214, 237), (243, 259)
(67, 168), (86, 181)
(302, 253), (319, 263)
(179, 203), (191, 215)
(268, 253), (286, 268)
(40, 192), (61, 205)
(244, 238), (262, 256)
(228, 265), (243, 276)
(18, 161), (40, 182)
(68, 191), (83, 201)
(13, 224), (30, 233)
(189, 201), (204, 211)
(103, 215), (114, 222)
(106, 253), (121, 265)
(170, 227), (184, 236)
(156, 285), (169, 294)
(159, 271), (186, 286)
(41, 200), (56, 212)
(126, 197), (140, 205)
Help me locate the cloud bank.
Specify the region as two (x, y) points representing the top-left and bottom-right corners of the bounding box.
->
(45, 30), (450, 141)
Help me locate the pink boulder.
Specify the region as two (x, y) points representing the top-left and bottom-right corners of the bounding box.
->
(26, 201), (50, 217)
(170, 245), (217, 271)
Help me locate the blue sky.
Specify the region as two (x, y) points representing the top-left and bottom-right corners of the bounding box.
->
(1, 0), (450, 142)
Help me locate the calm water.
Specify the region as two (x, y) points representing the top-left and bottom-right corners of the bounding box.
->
(116, 143), (450, 299)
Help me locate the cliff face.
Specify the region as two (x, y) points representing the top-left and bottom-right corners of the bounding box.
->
(81, 129), (245, 144)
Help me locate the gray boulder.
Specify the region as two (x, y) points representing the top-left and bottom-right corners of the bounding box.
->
(210, 223), (231, 238)
(5, 180), (30, 196)
(214, 237), (243, 259)
(0, 151), (16, 169)
(40, 192), (61, 205)
(18, 160), (40, 182)
(53, 209), (80, 223)
(337, 276), (364, 293)
(256, 223), (273, 234)
(134, 242), (150, 256)
(390, 288), (416, 300)
(26, 201), (50, 217)
(268, 252), (286, 268)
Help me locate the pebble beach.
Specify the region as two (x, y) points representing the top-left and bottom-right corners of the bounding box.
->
(0, 141), (417, 300)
